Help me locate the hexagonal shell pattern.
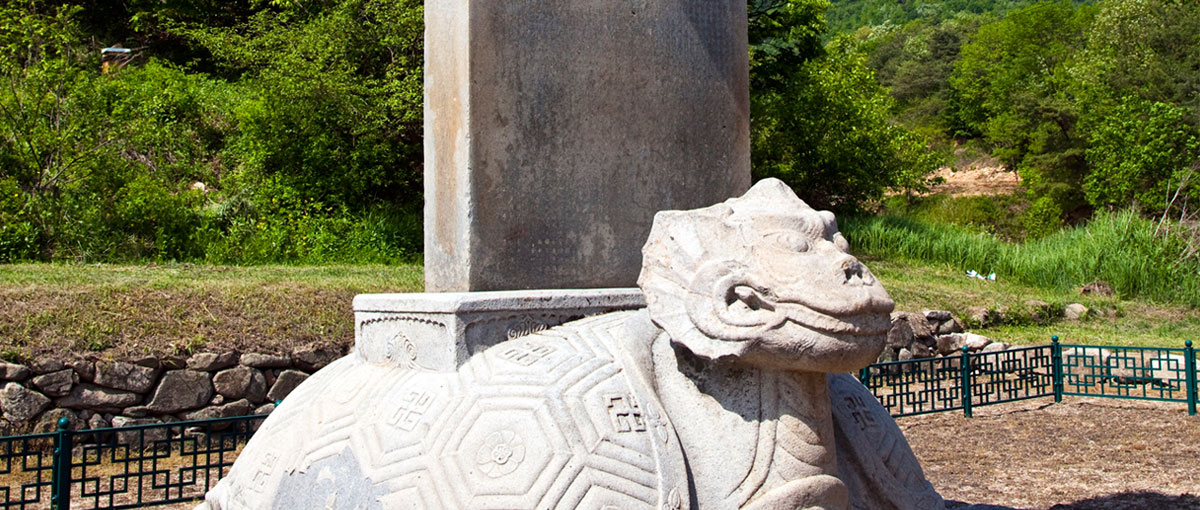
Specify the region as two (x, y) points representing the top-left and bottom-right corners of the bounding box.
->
(206, 311), (688, 509)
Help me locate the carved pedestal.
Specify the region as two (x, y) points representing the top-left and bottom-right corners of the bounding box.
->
(353, 289), (644, 371)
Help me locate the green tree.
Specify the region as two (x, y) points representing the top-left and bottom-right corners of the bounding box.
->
(1068, 0), (1200, 215)
(0, 2), (105, 260)
(859, 13), (989, 137)
(1069, 0), (1200, 126)
(149, 0), (426, 263)
(0, 2), (234, 261)
(949, 1), (1095, 210)
(749, 0), (829, 90)
(175, 0), (423, 210)
(1083, 97), (1199, 212)
(825, 0), (1093, 34)
(751, 27), (941, 211)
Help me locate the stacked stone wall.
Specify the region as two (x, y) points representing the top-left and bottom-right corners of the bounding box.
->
(0, 343), (347, 436)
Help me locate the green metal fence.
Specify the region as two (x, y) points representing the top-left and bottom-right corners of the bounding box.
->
(1, 414), (264, 509)
(858, 337), (1200, 418)
(2, 338), (1197, 508)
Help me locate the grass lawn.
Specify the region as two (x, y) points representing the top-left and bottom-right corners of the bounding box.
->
(864, 256), (1200, 349)
(0, 263), (422, 361)
(0, 257), (1197, 362)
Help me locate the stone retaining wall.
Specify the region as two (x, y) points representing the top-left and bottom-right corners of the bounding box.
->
(882, 310), (1011, 364)
(0, 343), (347, 436)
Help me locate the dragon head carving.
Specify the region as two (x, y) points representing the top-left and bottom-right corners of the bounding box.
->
(638, 178), (893, 372)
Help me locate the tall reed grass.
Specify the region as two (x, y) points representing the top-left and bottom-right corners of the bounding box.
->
(843, 209), (1200, 307)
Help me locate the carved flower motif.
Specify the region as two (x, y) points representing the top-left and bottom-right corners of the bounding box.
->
(385, 331), (420, 369)
(403, 338), (418, 363)
(506, 316), (547, 340)
(664, 487), (683, 510)
(647, 408), (670, 444)
(476, 430), (525, 478)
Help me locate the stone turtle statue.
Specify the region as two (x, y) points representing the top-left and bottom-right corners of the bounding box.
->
(200, 179), (943, 510)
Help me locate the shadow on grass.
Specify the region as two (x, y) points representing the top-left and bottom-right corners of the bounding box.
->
(948, 491), (1200, 510)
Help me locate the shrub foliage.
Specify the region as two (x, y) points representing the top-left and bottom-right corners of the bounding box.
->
(0, 0), (936, 262)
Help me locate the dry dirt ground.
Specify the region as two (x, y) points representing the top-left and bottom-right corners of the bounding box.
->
(904, 397), (1200, 509)
(928, 163), (1022, 196)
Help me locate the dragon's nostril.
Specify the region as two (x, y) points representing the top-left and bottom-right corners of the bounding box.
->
(843, 261), (865, 283)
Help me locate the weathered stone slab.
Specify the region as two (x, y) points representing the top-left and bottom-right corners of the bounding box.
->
(146, 370), (214, 414)
(31, 368), (77, 397)
(87, 413), (110, 430)
(69, 359), (96, 382)
(1064, 303), (1089, 320)
(213, 367), (267, 403)
(132, 355), (162, 369)
(981, 342), (1009, 353)
(185, 399), (254, 421)
(123, 405), (151, 418)
(95, 361), (158, 393)
(111, 416), (167, 447)
(423, 0), (751, 291)
(33, 408), (80, 433)
(187, 352), (239, 372)
(935, 316), (965, 335)
(291, 344), (341, 372)
(56, 384), (140, 413)
(962, 333), (993, 351)
(0, 363), (30, 381)
(240, 353), (291, 369)
(936, 334), (965, 356)
(29, 359), (66, 375)
(265, 370), (308, 402)
(1, 382), (50, 422)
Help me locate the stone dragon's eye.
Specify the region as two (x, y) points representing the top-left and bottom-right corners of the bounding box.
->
(766, 231), (809, 253)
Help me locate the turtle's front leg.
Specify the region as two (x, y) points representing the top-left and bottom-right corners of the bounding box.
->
(740, 474), (849, 510)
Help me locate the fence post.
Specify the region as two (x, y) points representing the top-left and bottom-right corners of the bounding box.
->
(51, 417), (72, 510)
(960, 345), (973, 418)
(1186, 340), (1196, 417)
(1051, 335), (1063, 403)
(858, 367), (869, 384)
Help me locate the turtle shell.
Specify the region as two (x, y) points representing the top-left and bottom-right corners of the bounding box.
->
(206, 311), (689, 510)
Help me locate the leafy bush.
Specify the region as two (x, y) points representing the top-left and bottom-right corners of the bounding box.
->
(0, 1), (423, 264)
(112, 175), (205, 259)
(752, 31), (942, 211)
(1083, 96), (1199, 212)
(949, 1), (1095, 215)
(179, 0), (424, 211)
(199, 180), (421, 265)
(878, 192), (1029, 240)
(0, 178), (39, 261)
(1021, 196), (1064, 241)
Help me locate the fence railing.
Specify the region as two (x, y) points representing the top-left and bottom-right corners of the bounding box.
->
(2, 338), (1197, 509)
(1, 414), (264, 510)
(858, 337), (1199, 418)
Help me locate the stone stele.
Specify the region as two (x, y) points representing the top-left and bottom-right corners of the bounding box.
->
(199, 179), (944, 510)
(423, 0), (751, 292)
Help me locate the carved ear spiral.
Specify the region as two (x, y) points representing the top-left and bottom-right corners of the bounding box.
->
(686, 260), (785, 342)
(642, 262), (762, 361)
(628, 260), (784, 362)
